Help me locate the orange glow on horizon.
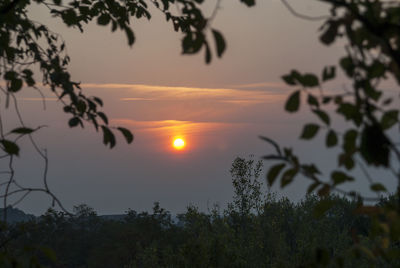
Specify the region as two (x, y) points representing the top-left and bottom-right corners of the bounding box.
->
(173, 138), (185, 150)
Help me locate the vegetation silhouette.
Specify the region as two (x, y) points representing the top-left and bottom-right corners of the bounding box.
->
(1, 157), (375, 267)
(262, 0), (400, 265)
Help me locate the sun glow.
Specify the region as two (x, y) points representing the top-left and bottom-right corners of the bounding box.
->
(173, 138), (185, 150)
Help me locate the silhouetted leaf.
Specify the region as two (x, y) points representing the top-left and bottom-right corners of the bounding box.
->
(360, 124), (390, 167)
(262, 155), (284, 160)
(313, 109), (330, 125)
(97, 14), (110, 25)
(9, 78), (23, 92)
(281, 168), (297, 188)
(101, 126), (116, 148)
(338, 153), (355, 170)
(282, 74), (296, 85)
(340, 57), (355, 77)
(320, 20), (339, 45)
(117, 127), (134, 144)
(93, 97), (103, 106)
(343, 129), (358, 153)
(307, 94), (319, 107)
(331, 171), (354, 185)
(97, 112), (108, 125)
(318, 184), (330, 197)
(240, 0), (255, 7)
(285, 90), (300, 113)
(0, 140), (19, 156)
(259, 136), (281, 155)
(370, 183), (387, 192)
(301, 73), (319, 87)
(300, 124), (319, 139)
(68, 117), (80, 127)
(212, 29), (225, 57)
(11, 127), (34, 134)
(204, 42), (211, 64)
(337, 103), (362, 126)
(307, 182), (320, 194)
(381, 110), (398, 130)
(125, 27), (135, 46)
(369, 60), (385, 78)
(267, 163), (285, 186)
(322, 66), (336, 81)
(326, 130), (337, 147)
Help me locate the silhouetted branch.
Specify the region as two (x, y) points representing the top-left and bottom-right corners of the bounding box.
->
(281, 0), (329, 21)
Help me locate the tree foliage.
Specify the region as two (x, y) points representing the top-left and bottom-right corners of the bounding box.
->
(0, 169), (374, 267)
(262, 0), (400, 264)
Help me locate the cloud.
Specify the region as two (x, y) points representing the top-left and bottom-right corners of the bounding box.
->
(111, 119), (236, 135)
(230, 81), (289, 90)
(82, 83), (287, 105)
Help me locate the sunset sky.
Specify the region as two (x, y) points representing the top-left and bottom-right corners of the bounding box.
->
(6, 0), (395, 215)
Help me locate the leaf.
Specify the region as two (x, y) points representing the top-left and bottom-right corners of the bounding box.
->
(326, 130), (337, 147)
(262, 155), (284, 160)
(0, 140), (19, 156)
(338, 153), (355, 170)
(240, 0), (255, 6)
(322, 66), (336, 81)
(343, 129), (357, 153)
(331, 171), (354, 186)
(11, 127), (34, 134)
(282, 74), (296, 86)
(9, 78), (23, 92)
(370, 183), (387, 192)
(337, 103), (362, 126)
(266, 163), (285, 186)
(340, 57), (355, 77)
(97, 13), (110, 25)
(307, 94), (319, 107)
(307, 182), (320, 194)
(312, 109), (330, 125)
(125, 27), (135, 46)
(204, 42), (211, 64)
(317, 184), (330, 197)
(280, 168), (297, 188)
(259, 136), (281, 155)
(301, 73), (319, 87)
(369, 60), (385, 78)
(360, 124), (390, 167)
(285, 90), (300, 113)
(320, 20), (339, 45)
(101, 126), (116, 148)
(93, 97), (103, 106)
(97, 112), (108, 125)
(381, 110), (398, 130)
(211, 29), (226, 58)
(68, 117), (80, 127)
(117, 127), (134, 144)
(300, 124), (320, 140)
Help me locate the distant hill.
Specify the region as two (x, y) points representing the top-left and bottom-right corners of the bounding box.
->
(0, 208), (180, 225)
(0, 207), (35, 224)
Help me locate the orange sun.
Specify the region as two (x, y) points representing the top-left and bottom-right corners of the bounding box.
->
(173, 138), (185, 150)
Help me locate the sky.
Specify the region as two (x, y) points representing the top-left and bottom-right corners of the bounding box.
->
(3, 0), (397, 215)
